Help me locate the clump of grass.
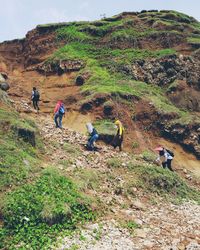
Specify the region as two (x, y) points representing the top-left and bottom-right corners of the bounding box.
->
(187, 36), (200, 44)
(132, 141), (139, 149)
(72, 168), (100, 191)
(57, 25), (92, 42)
(131, 165), (200, 203)
(1, 168), (95, 249)
(107, 158), (122, 168)
(142, 150), (156, 162)
(0, 108), (42, 191)
(94, 119), (116, 136)
(62, 142), (81, 156)
(166, 81), (179, 92)
(120, 220), (140, 234)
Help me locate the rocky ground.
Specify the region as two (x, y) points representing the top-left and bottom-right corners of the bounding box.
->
(31, 115), (200, 250)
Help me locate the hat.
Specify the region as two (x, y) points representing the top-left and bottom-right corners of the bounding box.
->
(154, 146), (164, 151)
(115, 120), (121, 125)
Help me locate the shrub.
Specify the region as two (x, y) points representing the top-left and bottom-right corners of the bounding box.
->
(1, 169), (95, 249)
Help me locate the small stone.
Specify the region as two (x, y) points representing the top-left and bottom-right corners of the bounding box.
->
(135, 229), (147, 238)
(131, 199), (146, 210)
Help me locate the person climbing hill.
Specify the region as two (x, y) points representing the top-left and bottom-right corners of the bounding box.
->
(86, 123), (99, 151)
(112, 120), (124, 151)
(155, 146), (174, 171)
(31, 87), (40, 111)
(54, 100), (65, 129)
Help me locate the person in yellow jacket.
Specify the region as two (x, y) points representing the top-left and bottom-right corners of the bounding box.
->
(112, 120), (124, 151)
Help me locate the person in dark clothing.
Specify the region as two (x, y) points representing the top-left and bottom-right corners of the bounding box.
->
(155, 147), (174, 171)
(112, 120), (124, 151)
(86, 123), (99, 151)
(31, 87), (40, 111)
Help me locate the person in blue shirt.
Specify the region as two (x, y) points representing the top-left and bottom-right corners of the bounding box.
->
(86, 123), (99, 151)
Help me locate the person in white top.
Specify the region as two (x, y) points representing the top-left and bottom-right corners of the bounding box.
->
(155, 147), (174, 171)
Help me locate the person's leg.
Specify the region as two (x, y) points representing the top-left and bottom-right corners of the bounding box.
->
(54, 113), (59, 128)
(119, 138), (123, 151)
(33, 100), (36, 109)
(90, 134), (98, 149)
(36, 100), (39, 110)
(87, 136), (93, 149)
(167, 159), (173, 171)
(58, 114), (63, 128)
(162, 162), (167, 169)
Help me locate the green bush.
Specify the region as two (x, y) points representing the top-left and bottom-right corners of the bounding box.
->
(1, 169), (95, 249)
(57, 25), (91, 42)
(132, 165), (200, 202)
(142, 150), (157, 162)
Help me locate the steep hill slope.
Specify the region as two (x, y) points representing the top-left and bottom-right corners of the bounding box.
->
(0, 10), (200, 249)
(0, 90), (200, 250)
(1, 10), (200, 159)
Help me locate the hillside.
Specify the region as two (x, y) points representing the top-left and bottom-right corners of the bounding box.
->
(0, 10), (200, 250)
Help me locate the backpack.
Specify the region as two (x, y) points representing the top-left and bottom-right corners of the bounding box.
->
(166, 149), (174, 157)
(34, 90), (40, 100)
(59, 105), (65, 114)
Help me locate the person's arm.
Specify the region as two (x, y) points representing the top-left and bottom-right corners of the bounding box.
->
(164, 151), (168, 162)
(155, 156), (160, 162)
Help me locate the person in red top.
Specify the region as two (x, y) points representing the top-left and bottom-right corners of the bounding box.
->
(54, 100), (65, 128)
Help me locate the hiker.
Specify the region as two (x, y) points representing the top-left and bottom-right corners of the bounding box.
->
(86, 123), (99, 151)
(31, 87), (40, 111)
(112, 120), (124, 151)
(155, 146), (174, 171)
(54, 100), (65, 128)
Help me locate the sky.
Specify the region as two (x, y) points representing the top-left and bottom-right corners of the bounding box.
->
(0, 0), (198, 42)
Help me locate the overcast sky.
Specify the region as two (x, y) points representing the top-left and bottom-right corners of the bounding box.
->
(0, 0), (198, 42)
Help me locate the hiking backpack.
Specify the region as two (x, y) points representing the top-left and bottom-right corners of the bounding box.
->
(34, 90), (40, 100)
(59, 105), (65, 114)
(166, 149), (174, 157)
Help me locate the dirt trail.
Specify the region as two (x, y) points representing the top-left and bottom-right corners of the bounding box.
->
(5, 66), (199, 179)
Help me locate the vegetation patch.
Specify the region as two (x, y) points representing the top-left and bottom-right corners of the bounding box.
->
(1, 169), (95, 250)
(107, 158), (122, 168)
(0, 108), (43, 191)
(131, 165), (200, 203)
(120, 220), (140, 234)
(94, 119), (116, 136)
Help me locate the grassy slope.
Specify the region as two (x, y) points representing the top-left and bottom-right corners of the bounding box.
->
(0, 95), (95, 249)
(44, 10), (200, 124)
(0, 98), (200, 249)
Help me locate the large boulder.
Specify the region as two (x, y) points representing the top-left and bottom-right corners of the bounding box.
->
(0, 82), (10, 91)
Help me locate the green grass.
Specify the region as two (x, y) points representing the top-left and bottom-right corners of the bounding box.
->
(110, 27), (155, 41)
(187, 36), (200, 44)
(131, 165), (200, 203)
(1, 168), (95, 250)
(107, 158), (122, 168)
(0, 108), (42, 191)
(62, 142), (81, 156)
(73, 168), (101, 191)
(120, 220), (140, 234)
(142, 150), (157, 162)
(57, 25), (92, 42)
(94, 119), (116, 136)
(0, 108), (36, 131)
